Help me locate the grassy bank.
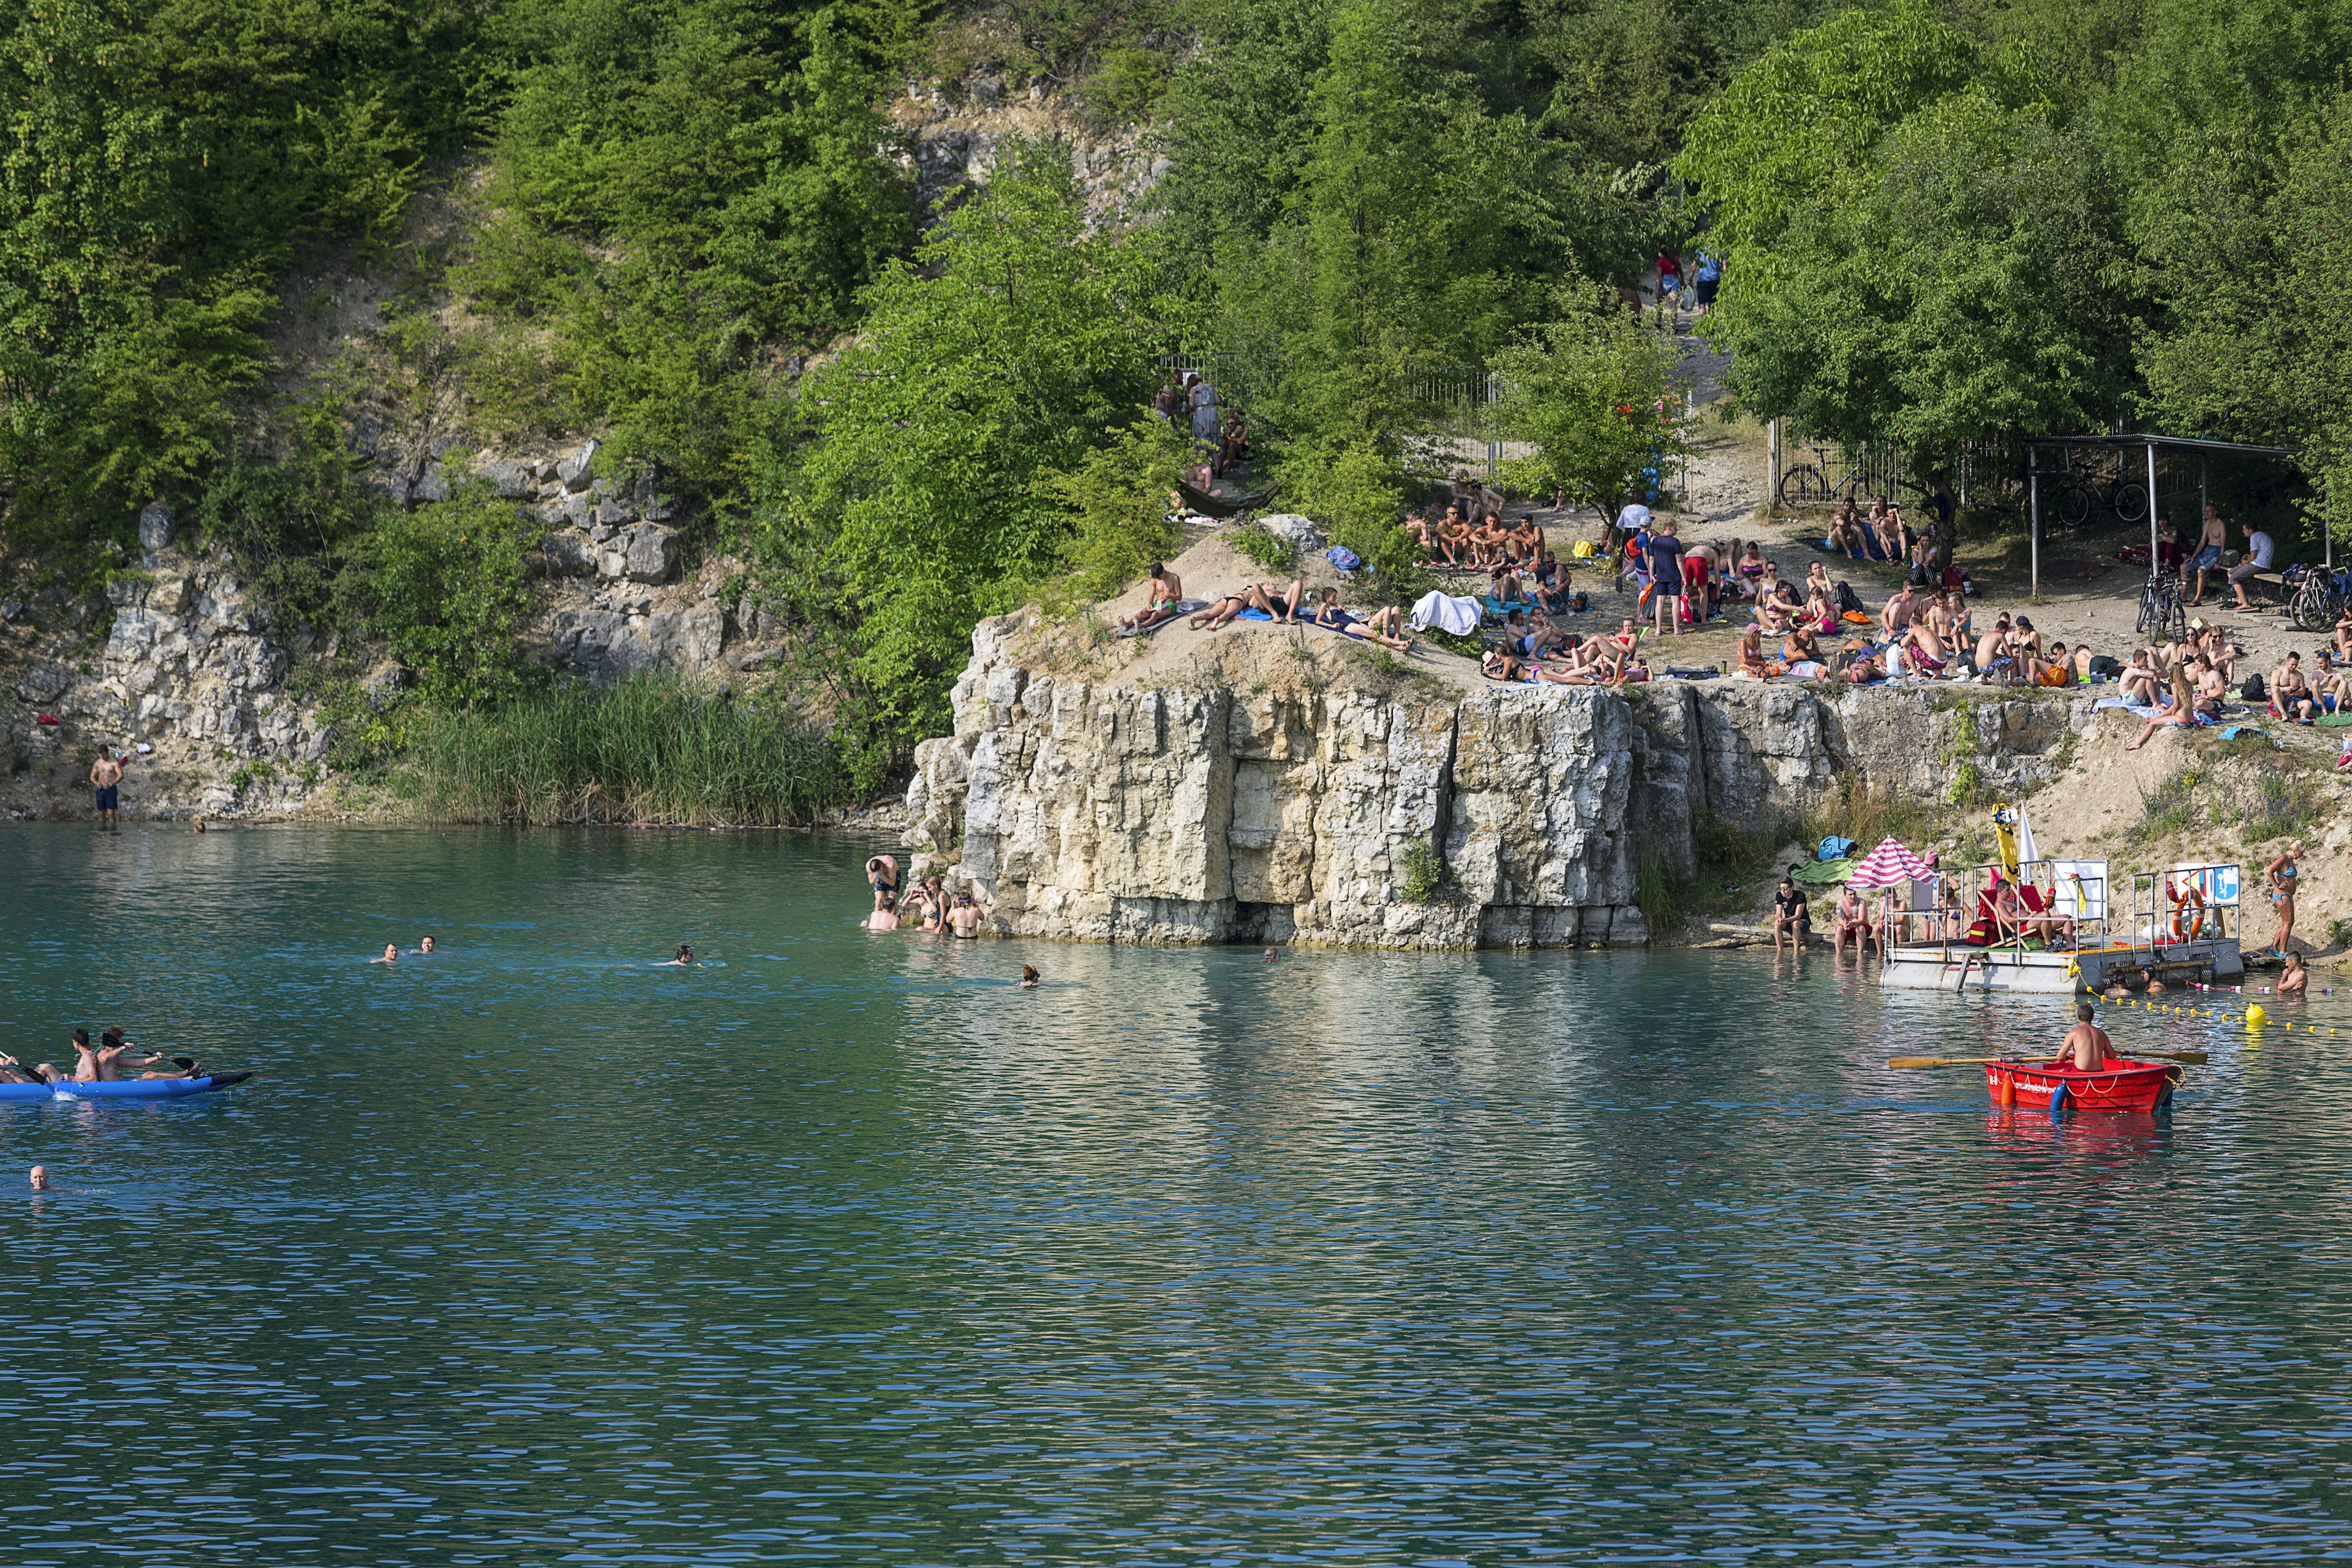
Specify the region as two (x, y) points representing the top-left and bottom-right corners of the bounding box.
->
(400, 674), (850, 826)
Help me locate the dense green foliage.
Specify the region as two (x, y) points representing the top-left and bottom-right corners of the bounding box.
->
(1496, 288), (1689, 526)
(1679, 0), (2352, 540)
(459, 0), (916, 493)
(401, 670), (847, 824)
(17, 0), (2352, 794)
(1, 0), (475, 554)
(780, 144), (1180, 744)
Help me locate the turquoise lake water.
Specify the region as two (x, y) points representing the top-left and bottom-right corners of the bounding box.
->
(6, 823), (2352, 1565)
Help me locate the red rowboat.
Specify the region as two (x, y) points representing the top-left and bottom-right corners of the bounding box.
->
(1986, 1057), (2181, 1114)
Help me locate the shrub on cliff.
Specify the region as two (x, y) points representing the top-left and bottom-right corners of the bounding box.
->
(340, 489), (542, 709)
(1035, 416), (1193, 604)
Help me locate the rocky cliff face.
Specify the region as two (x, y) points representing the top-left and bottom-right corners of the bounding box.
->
(903, 617), (2095, 949)
(0, 484), (791, 821)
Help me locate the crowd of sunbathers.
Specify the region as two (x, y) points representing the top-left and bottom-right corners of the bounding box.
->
(1, 1027), (203, 1085)
(1112, 499), (2352, 727)
(1115, 562), (1419, 652)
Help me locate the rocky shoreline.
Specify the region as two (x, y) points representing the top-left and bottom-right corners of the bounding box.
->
(900, 616), (2097, 949)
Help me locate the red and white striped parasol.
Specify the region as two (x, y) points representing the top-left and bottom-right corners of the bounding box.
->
(1844, 837), (1932, 891)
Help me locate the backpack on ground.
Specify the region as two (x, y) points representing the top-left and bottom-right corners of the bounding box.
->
(1836, 581), (1866, 616)
(2242, 673), (2267, 703)
(1818, 835), (1857, 862)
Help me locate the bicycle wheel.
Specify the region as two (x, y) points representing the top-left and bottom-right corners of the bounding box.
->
(1778, 465), (1830, 507)
(2293, 580), (2339, 634)
(2055, 484), (2094, 529)
(2112, 481), (2149, 525)
(2136, 581), (2163, 639)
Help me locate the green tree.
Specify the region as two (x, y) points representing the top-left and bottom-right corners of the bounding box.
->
(1036, 416), (1193, 603)
(1711, 91), (2133, 454)
(342, 488), (541, 707)
(1493, 286), (1686, 527)
(784, 142), (1177, 744)
(1673, 4), (1979, 266)
(470, 0), (917, 494)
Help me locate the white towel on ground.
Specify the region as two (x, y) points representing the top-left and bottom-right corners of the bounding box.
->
(1410, 591), (1481, 636)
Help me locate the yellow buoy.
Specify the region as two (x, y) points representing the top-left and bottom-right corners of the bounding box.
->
(2248, 1003), (2268, 1027)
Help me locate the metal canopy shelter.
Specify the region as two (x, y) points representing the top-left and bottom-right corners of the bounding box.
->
(2020, 433), (2300, 598)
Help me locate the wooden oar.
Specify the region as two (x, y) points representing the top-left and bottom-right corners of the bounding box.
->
(1888, 1050), (2207, 1069)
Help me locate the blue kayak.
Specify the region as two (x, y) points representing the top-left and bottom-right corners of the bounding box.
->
(0, 1072), (251, 1103)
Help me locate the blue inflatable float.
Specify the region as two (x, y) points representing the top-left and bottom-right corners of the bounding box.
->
(0, 1072), (251, 1104)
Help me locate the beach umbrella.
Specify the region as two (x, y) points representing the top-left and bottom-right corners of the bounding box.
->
(1845, 837), (1932, 891)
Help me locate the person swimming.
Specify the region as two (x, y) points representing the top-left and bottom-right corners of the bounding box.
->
(375, 943), (398, 964)
(667, 944), (695, 966)
(1020, 964), (1039, 989)
(420, 935), (436, 954)
(29, 1166), (48, 1190)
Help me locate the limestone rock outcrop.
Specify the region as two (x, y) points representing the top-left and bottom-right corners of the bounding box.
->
(905, 617), (2097, 949)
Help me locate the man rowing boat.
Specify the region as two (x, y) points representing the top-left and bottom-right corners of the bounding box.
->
(2058, 1003), (2120, 1071)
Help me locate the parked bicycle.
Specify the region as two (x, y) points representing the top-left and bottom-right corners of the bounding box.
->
(1777, 445), (1920, 510)
(2136, 569), (2186, 642)
(2046, 457), (2150, 529)
(2287, 564), (2350, 633)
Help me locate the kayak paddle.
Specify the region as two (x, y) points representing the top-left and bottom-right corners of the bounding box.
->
(1888, 1050), (2207, 1069)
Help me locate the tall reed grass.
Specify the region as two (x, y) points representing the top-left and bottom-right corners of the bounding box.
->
(402, 673), (849, 826)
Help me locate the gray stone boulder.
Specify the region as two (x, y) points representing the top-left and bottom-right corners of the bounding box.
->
(412, 464), (451, 505)
(477, 457), (535, 498)
(622, 522), (679, 583)
(149, 575), (190, 615)
(557, 439), (600, 492)
(544, 531), (598, 577)
(13, 663), (70, 704)
(1259, 513), (1324, 550)
(644, 607), (723, 669)
(138, 500), (175, 553)
(634, 475), (673, 522)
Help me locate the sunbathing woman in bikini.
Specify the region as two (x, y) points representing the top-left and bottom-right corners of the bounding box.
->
(1344, 603), (1415, 652)
(1191, 578), (1306, 630)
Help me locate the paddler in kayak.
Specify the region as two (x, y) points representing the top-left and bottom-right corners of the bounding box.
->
(2058, 1003), (2120, 1071)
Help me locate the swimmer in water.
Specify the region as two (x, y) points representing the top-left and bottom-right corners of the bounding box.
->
(1264, 947), (1280, 962)
(1020, 964), (1039, 989)
(420, 935), (436, 954)
(191, 818), (205, 834)
(29, 1166), (48, 1191)
(867, 894), (900, 933)
(375, 943), (398, 964)
(668, 944), (695, 966)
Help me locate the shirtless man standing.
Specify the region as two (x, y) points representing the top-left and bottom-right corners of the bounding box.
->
(2059, 1003), (2119, 1071)
(90, 746), (128, 827)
